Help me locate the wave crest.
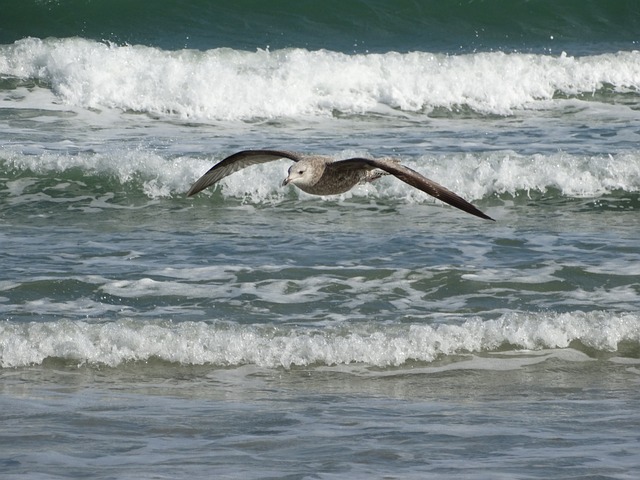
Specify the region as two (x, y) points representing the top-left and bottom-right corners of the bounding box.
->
(2, 149), (639, 203)
(2, 38), (640, 119)
(1, 311), (638, 369)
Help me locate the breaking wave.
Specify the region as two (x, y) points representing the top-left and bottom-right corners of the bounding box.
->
(2, 38), (640, 120)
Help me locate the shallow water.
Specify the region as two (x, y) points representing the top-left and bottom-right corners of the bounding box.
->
(3, 357), (640, 479)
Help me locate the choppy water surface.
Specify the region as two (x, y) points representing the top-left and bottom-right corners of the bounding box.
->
(2, 1), (640, 478)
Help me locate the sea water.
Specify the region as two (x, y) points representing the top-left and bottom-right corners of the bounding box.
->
(1, 1), (640, 479)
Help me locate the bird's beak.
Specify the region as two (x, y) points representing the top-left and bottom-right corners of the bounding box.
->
(282, 176), (290, 187)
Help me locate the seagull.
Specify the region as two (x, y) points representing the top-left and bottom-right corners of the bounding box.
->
(187, 149), (494, 221)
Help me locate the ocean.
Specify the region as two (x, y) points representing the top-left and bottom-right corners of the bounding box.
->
(1, 1), (640, 478)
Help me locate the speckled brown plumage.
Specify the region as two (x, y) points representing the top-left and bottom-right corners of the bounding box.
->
(187, 150), (494, 221)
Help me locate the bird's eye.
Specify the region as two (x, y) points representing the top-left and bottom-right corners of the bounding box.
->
(298, 170), (304, 175)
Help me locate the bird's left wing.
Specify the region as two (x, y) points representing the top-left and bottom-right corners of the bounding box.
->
(333, 158), (494, 221)
(187, 150), (301, 196)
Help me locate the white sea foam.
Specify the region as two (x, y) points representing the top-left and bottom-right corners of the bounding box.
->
(1, 311), (638, 369)
(3, 147), (639, 202)
(462, 264), (562, 284)
(1, 148), (203, 199)
(1, 38), (639, 119)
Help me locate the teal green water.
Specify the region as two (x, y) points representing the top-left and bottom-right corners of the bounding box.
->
(2, 0), (639, 53)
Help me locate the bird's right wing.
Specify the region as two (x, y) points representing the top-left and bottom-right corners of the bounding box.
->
(187, 150), (301, 196)
(334, 157), (494, 221)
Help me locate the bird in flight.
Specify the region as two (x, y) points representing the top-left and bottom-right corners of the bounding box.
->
(187, 149), (494, 221)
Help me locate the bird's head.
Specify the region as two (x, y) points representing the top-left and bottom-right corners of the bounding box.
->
(282, 161), (318, 189)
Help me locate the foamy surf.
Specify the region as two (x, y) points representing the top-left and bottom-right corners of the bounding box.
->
(4, 4), (640, 478)
(2, 148), (639, 202)
(1, 37), (639, 120)
(1, 311), (638, 369)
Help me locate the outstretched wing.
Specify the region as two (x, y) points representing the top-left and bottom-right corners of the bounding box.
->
(186, 150), (301, 196)
(332, 158), (494, 221)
